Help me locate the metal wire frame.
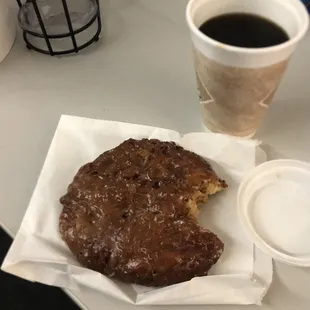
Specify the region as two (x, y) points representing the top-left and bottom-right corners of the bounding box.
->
(17, 0), (102, 56)
(301, 1), (310, 12)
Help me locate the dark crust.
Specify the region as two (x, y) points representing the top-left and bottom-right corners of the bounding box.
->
(59, 139), (226, 287)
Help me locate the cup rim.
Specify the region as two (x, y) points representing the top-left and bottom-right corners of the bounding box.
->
(186, 0), (309, 54)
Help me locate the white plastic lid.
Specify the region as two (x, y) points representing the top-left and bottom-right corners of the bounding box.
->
(238, 159), (310, 267)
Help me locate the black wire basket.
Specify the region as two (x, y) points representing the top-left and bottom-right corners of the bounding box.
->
(16, 0), (102, 56)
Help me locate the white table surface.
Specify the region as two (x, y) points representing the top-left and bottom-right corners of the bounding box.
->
(1, 0), (310, 309)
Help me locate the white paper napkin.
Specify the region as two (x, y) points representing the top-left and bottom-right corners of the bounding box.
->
(1, 115), (272, 305)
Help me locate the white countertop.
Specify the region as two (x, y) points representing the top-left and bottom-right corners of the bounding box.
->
(1, 0), (310, 309)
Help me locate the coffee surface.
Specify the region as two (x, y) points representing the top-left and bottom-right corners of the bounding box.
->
(199, 13), (289, 48)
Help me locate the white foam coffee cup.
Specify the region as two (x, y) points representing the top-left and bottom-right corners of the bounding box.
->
(186, 0), (309, 137)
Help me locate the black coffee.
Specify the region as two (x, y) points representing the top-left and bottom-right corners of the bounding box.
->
(199, 13), (289, 48)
